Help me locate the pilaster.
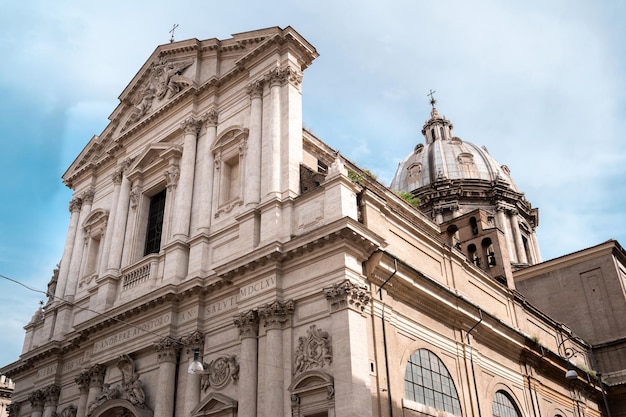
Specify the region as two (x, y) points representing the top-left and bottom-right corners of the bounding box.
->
(55, 198), (83, 300)
(180, 331), (204, 417)
(259, 300), (294, 417)
(324, 280), (372, 416)
(42, 385), (60, 417)
(233, 310), (260, 417)
(28, 390), (45, 417)
(153, 338), (180, 417)
(74, 371), (90, 417)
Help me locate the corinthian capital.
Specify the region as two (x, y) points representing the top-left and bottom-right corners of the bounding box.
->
(204, 108), (218, 127)
(180, 330), (205, 354)
(153, 337), (180, 363)
(81, 189), (95, 205)
(265, 66), (302, 88)
(233, 310), (259, 339)
(324, 279), (370, 312)
(181, 116), (202, 135)
(29, 390), (46, 410)
(88, 363), (106, 388)
(259, 300), (294, 330)
(69, 198), (83, 213)
(44, 384), (61, 406)
(246, 79), (265, 98)
(75, 370), (91, 394)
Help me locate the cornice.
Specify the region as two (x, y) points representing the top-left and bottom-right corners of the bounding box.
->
(514, 239), (620, 281)
(214, 218), (383, 281)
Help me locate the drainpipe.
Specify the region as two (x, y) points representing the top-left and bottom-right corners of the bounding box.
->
(378, 257), (397, 417)
(466, 309), (483, 417)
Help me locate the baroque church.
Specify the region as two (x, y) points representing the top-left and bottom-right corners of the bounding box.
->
(2, 26), (626, 417)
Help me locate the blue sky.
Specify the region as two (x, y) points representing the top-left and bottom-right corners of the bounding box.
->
(1, 0), (625, 367)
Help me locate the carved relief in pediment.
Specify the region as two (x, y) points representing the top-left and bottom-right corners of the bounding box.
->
(123, 56), (195, 131)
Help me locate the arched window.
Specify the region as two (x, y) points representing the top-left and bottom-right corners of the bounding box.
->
(492, 390), (521, 417)
(405, 349), (462, 415)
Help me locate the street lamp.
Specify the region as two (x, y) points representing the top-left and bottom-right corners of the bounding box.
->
(557, 336), (582, 380)
(556, 336), (611, 417)
(187, 348), (205, 374)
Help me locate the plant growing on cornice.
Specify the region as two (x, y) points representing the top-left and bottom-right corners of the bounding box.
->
(348, 169), (377, 186)
(397, 191), (420, 208)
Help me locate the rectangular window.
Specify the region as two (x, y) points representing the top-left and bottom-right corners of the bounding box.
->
(144, 189), (166, 255)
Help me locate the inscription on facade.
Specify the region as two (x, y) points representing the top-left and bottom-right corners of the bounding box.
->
(180, 307), (199, 322)
(238, 275), (276, 301)
(93, 313), (171, 353)
(37, 364), (58, 379)
(63, 357), (85, 372)
(206, 297), (236, 316)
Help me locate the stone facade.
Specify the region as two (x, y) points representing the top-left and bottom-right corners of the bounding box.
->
(0, 26), (619, 417)
(0, 376), (14, 417)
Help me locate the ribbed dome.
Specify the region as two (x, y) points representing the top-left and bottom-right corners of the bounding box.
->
(390, 107), (519, 193)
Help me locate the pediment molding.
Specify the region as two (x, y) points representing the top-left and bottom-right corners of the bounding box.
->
(88, 399), (152, 417)
(190, 392), (237, 417)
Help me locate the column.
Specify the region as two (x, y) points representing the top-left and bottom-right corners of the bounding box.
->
(496, 204), (516, 262)
(531, 231), (542, 263)
(197, 109), (217, 232)
(98, 170), (122, 277)
(263, 68), (282, 197)
(55, 198), (82, 300)
(74, 372), (90, 417)
(324, 280), (372, 417)
(233, 310), (260, 417)
(245, 81), (263, 207)
(509, 209), (528, 264)
(171, 116), (202, 240)
(259, 300), (294, 417)
(86, 364), (106, 407)
(28, 390), (44, 417)
(65, 189), (95, 299)
(107, 170), (132, 273)
(42, 385), (60, 417)
(180, 331), (204, 417)
(153, 339), (180, 417)
(279, 66), (304, 197)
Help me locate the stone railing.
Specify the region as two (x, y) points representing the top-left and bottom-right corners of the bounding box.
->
(121, 255), (159, 292)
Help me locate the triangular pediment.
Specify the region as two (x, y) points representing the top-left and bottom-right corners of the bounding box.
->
(127, 142), (182, 179)
(190, 393), (237, 417)
(63, 26), (318, 189)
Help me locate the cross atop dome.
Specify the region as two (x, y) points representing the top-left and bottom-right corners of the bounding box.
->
(427, 89), (437, 108)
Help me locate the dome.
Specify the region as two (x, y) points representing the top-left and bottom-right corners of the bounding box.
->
(390, 107), (519, 193)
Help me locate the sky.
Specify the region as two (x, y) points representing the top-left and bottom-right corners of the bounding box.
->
(1, 0), (625, 367)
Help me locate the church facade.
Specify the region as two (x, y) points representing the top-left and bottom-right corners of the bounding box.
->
(1, 26), (618, 417)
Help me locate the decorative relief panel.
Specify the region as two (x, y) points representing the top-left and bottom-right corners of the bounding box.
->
(86, 355), (148, 416)
(293, 325), (332, 374)
(123, 56), (195, 130)
(200, 355), (239, 391)
(58, 405), (77, 417)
